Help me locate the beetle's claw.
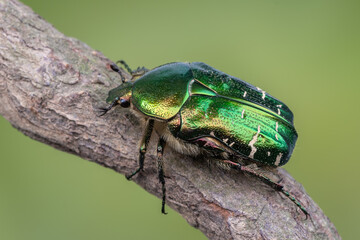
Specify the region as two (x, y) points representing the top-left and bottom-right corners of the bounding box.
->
(98, 104), (115, 116)
(302, 208), (310, 220)
(98, 100), (119, 117)
(98, 107), (110, 117)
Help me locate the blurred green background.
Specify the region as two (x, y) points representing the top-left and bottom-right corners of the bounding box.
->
(1, 0), (359, 239)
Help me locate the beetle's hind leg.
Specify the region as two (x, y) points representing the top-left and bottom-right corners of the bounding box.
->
(223, 160), (309, 218)
(126, 119), (154, 180)
(157, 138), (167, 214)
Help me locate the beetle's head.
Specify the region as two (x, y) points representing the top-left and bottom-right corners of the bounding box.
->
(106, 82), (133, 108)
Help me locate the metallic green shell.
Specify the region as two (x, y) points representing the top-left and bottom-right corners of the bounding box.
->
(131, 63), (192, 119)
(108, 62), (297, 166)
(172, 95), (296, 166)
(189, 62), (294, 124)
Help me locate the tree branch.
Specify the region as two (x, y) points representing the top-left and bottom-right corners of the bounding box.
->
(0, 0), (340, 239)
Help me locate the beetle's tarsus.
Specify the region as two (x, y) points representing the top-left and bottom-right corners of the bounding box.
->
(224, 160), (309, 218)
(157, 138), (167, 214)
(125, 169), (141, 180)
(161, 204), (168, 215)
(98, 99), (119, 116)
(116, 60), (133, 74)
(110, 63), (126, 83)
(98, 107), (111, 117)
(282, 190), (309, 218)
(98, 108), (108, 117)
(126, 119), (154, 180)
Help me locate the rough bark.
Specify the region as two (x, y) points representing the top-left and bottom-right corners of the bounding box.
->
(0, 0), (340, 239)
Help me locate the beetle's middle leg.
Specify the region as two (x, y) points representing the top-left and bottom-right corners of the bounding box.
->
(157, 137), (167, 214)
(126, 119), (154, 180)
(223, 160), (309, 217)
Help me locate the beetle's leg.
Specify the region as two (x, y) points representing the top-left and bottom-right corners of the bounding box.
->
(98, 98), (119, 116)
(130, 66), (149, 79)
(157, 138), (167, 214)
(110, 63), (126, 83)
(126, 119), (154, 180)
(223, 160), (309, 218)
(116, 60), (149, 80)
(116, 60), (133, 74)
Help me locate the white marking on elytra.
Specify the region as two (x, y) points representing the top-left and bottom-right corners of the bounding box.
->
(229, 142), (235, 147)
(188, 79), (196, 95)
(223, 138), (228, 143)
(243, 91), (247, 98)
(275, 122), (279, 132)
(276, 105), (282, 115)
(248, 125), (261, 159)
(241, 109), (245, 119)
(275, 153), (283, 166)
(267, 151), (271, 156)
(256, 87), (266, 100)
(275, 133), (279, 140)
(210, 131), (215, 137)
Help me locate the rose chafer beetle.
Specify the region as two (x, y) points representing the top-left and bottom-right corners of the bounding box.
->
(100, 61), (308, 216)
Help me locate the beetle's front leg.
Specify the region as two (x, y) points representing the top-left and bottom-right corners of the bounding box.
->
(98, 98), (119, 116)
(126, 119), (154, 180)
(110, 63), (126, 83)
(116, 60), (149, 80)
(156, 138), (167, 214)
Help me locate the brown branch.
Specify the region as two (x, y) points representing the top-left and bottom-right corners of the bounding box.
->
(0, 0), (340, 239)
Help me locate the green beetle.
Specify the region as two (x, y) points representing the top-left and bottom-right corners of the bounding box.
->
(100, 61), (307, 216)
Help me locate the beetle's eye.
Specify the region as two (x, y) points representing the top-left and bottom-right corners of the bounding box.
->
(119, 98), (130, 108)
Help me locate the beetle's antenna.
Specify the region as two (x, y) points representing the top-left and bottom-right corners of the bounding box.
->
(98, 99), (119, 116)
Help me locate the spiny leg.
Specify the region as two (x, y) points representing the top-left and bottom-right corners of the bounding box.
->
(110, 63), (126, 83)
(126, 119), (154, 180)
(223, 160), (309, 217)
(116, 60), (133, 74)
(116, 60), (149, 79)
(157, 138), (167, 214)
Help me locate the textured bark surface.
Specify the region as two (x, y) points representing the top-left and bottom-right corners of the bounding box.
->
(0, 0), (341, 239)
